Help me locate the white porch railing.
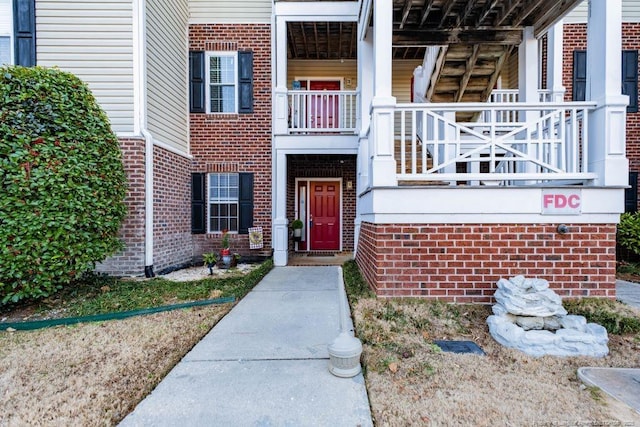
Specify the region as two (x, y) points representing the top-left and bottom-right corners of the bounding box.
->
(288, 90), (359, 134)
(394, 101), (598, 185)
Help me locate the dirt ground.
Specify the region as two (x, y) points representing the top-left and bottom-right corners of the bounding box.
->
(0, 305), (230, 426)
(353, 299), (640, 426)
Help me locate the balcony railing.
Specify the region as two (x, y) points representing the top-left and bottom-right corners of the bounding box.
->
(288, 90), (358, 134)
(393, 101), (597, 186)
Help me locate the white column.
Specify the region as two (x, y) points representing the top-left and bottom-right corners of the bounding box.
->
(273, 150), (289, 266)
(273, 16), (289, 135)
(518, 27), (539, 179)
(518, 26), (538, 103)
(358, 29), (373, 193)
(546, 20), (566, 102)
(587, 0), (628, 186)
(370, 0), (397, 187)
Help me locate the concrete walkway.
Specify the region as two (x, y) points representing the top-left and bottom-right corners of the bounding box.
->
(119, 266), (373, 427)
(616, 279), (640, 309)
(576, 280), (640, 417)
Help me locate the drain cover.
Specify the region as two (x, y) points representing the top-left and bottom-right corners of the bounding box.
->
(434, 340), (485, 355)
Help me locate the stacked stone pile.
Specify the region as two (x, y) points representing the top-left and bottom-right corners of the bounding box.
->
(487, 275), (609, 357)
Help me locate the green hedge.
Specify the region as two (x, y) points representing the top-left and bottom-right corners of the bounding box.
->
(618, 212), (640, 258)
(0, 66), (127, 304)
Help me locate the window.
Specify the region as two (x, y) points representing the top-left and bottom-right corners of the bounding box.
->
(573, 49), (638, 113)
(207, 52), (237, 113)
(208, 173), (239, 232)
(189, 50), (253, 114)
(0, 0), (13, 65)
(191, 172), (254, 235)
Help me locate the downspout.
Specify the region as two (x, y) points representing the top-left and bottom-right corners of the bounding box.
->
(134, 0), (155, 277)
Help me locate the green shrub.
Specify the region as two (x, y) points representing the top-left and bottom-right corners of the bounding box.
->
(0, 66), (127, 304)
(617, 212), (640, 257)
(564, 298), (640, 335)
(343, 260), (375, 305)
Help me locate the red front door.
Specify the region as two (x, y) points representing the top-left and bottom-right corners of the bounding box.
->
(309, 80), (340, 129)
(309, 181), (340, 251)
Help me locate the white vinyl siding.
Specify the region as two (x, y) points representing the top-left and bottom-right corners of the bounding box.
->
(189, 0), (271, 24)
(288, 59), (357, 89)
(565, 0), (640, 23)
(392, 60), (423, 102)
(36, 0), (135, 134)
(0, 0), (12, 65)
(146, 0), (189, 153)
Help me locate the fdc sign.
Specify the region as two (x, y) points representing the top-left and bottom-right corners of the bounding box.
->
(541, 189), (582, 215)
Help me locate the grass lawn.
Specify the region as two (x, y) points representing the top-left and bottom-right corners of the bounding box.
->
(1, 259), (640, 425)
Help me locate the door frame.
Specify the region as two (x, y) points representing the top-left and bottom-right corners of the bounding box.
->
(294, 177), (343, 252)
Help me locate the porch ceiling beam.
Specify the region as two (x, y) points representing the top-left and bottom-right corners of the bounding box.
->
(393, 28), (522, 46)
(399, 0), (413, 30)
(338, 23), (343, 58)
(475, 0), (501, 28)
(457, 0), (478, 28)
(327, 23), (331, 55)
(287, 25), (298, 58)
(300, 23), (309, 58)
(419, 0), (436, 27)
(513, 0), (545, 26)
(533, 0), (582, 37)
(313, 23), (319, 59)
(456, 45), (481, 102)
(494, 0), (522, 26)
(530, 1), (563, 35)
(349, 23), (356, 57)
(438, 0), (458, 29)
(426, 46), (448, 101)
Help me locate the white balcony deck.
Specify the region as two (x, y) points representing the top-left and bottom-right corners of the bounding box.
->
(287, 90), (359, 134)
(392, 101), (597, 186)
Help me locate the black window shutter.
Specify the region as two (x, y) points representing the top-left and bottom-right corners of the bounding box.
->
(189, 51), (206, 113)
(622, 50), (638, 113)
(238, 51), (253, 114)
(626, 172), (638, 213)
(573, 50), (587, 101)
(238, 173), (254, 234)
(191, 173), (206, 234)
(13, 0), (35, 66)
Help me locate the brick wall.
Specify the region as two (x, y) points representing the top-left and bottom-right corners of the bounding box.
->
(96, 138), (146, 276)
(564, 23), (640, 209)
(189, 24), (272, 257)
(153, 146), (193, 273)
(287, 154), (357, 252)
(356, 222), (617, 302)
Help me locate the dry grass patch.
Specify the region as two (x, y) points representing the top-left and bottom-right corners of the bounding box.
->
(0, 305), (230, 426)
(352, 299), (640, 426)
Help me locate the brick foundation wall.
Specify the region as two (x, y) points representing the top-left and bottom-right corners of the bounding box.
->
(564, 23), (640, 210)
(153, 146), (193, 273)
(96, 138), (146, 276)
(287, 154), (357, 252)
(189, 24), (272, 258)
(356, 222), (617, 302)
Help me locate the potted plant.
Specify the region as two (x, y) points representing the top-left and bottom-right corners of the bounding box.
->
(291, 219), (303, 241)
(220, 231), (232, 267)
(202, 252), (218, 275)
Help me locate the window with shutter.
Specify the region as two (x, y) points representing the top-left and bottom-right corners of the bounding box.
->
(622, 50), (638, 113)
(572, 50), (586, 102)
(206, 172), (253, 234)
(189, 51), (206, 113)
(189, 50), (254, 114)
(13, 0), (35, 66)
(191, 173), (206, 234)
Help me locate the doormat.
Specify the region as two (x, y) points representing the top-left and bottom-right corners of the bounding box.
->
(433, 340), (486, 355)
(306, 252), (335, 257)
